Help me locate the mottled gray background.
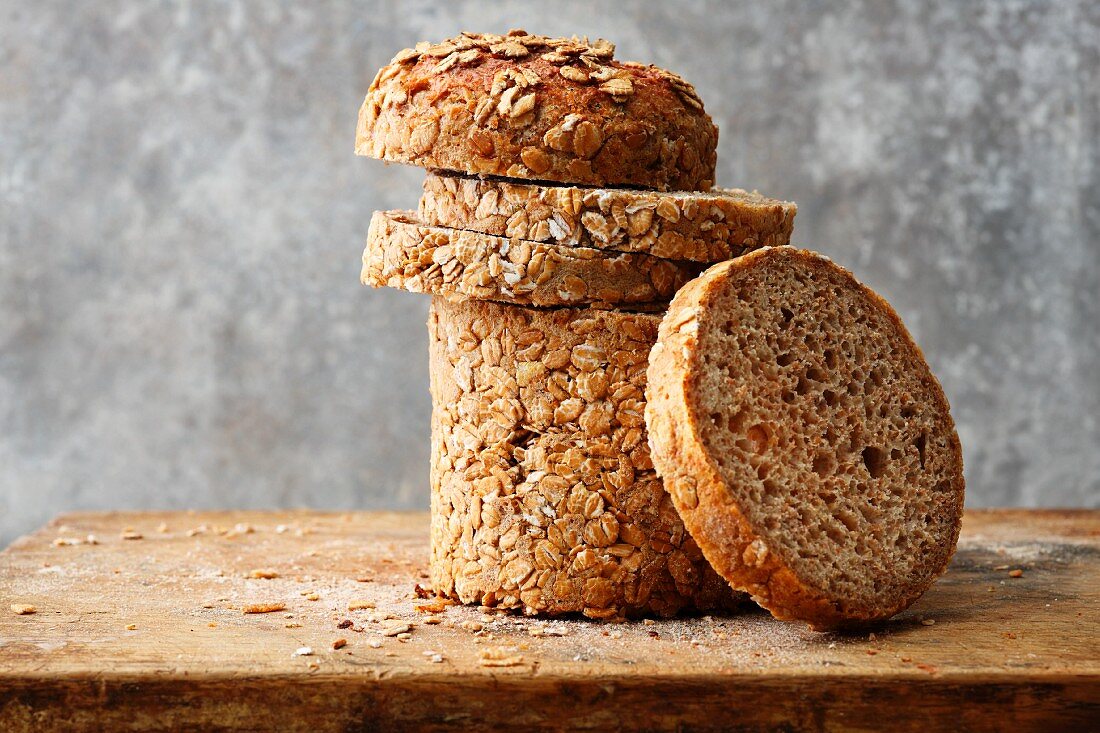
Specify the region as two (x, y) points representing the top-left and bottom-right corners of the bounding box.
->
(1, 1), (1098, 546)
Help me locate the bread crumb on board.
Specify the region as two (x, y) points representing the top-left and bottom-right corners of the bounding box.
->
(382, 622), (411, 637)
(348, 600), (376, 611)
(479, 647), (525, 667)
(10, 604), (36, 615)
(242, 603), (286, 614)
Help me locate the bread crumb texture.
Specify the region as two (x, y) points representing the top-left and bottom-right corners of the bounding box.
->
(646, 247), (965, 629)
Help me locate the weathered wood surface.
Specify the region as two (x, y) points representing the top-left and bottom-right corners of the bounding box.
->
(1, 509), (1097, 732)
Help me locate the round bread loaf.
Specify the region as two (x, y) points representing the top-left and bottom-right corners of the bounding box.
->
(645, 247), (965, 629)
(430, 425), (741, 619)
(429, 297), (741, 618)
(364, 210), (700, 308)
(428, 294), (661, 448)
(419, 172), (797, 262)
(357, 31), (717, 190)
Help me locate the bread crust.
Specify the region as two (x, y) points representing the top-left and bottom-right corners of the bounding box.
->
(645, 247), (965, 629)
(429, 296), (741, 618)
(364, 210), (701, 307)
(357, 31), (717, 190)
(419, 172), (797, 262)
(428, 292), (662, 448)
(430, 426), (740, 619)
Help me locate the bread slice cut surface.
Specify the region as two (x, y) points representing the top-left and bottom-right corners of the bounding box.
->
(645, 247), (965, 629)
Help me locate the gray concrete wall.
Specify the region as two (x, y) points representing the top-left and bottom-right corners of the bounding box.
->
(2, 1), (1098, 546)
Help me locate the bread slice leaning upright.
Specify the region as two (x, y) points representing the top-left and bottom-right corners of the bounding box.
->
(645, 247), (965, 629)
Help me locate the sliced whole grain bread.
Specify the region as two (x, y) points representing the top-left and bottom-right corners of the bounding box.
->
(645, 247), (965, 629)
(364, 210), (700, 308)
(356, 31), (717, 190)
(419, 172), (797, 262)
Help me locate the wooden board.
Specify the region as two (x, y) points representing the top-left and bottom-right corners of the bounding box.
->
(1, 509), (1097, 732)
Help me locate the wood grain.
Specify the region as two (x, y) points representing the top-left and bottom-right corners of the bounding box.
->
(1, 509), (1097, 732)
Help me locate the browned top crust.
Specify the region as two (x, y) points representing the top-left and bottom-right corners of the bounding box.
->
(356, 30), (718, 190)
(645, 247), (965, 630)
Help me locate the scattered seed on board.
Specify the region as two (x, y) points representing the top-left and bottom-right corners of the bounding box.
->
(382, 623), (411, 637)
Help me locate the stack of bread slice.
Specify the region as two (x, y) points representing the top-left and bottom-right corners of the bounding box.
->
(356, 30), (964, 628)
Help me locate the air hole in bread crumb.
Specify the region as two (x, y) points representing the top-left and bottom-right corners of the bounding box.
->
(812, 453), (835, 477)
(862, 446), (887, 479)
(776, 352), (794, 367)
(806, 366), (827, 382)
(780, 307), (794, 324)
(726, 410), (746, 434)
(795, 376), (810, 395)
(824, 349), (837, 369)
(747, 424), (769, 453)
(915, 432), (927, 469)
(822, 390), (838, 407)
